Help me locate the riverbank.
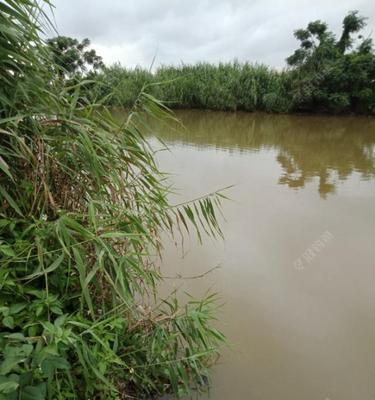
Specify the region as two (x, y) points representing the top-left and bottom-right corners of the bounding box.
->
(84, 60), (375, 116)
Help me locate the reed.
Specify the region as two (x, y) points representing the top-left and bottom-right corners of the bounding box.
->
(154, 62), (292, 112)
(88, 61), (293, 113)
(0, 1), (225, 399)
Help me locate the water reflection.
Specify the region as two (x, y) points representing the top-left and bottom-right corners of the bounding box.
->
(149, 111), (375, 198)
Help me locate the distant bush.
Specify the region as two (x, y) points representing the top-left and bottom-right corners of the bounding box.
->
(286, 11), (375, 114)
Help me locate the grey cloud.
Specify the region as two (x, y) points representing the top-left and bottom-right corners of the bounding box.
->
(52, 0), (375, 68)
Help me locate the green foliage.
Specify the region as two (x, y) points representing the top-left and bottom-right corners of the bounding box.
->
(88, 64), (154, 107)
(90, 62), (294, 113)
(0, 1), (225, 399)
(287, 10), (375, 114)
(79, 10), (374, 115)
(337, 11), (366, 53)
(47, 36), (104, 76)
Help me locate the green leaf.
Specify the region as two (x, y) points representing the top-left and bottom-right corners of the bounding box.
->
(0, 186), (23, 217)
(0, 156), (13, 181)
(18, 372), (32, 387)
(0, 246), (15, 258)
(5, 333), (26, 341)
(0, 380), (18, 394)
(2, 316), (14, 329)
(0, 307), (9, 317)
(22, 253), (65, 281)
(41, 356), (70, 377)
(53, 315), (67, 328)
(20, 384), (46, 400)
(8, 303), (26, 315)
(50, 306), (62, 315)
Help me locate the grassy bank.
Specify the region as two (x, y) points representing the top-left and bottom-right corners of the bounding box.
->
(0, 1), (225, 399)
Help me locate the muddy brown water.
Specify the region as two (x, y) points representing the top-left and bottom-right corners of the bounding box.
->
(130, 110), (375, 400)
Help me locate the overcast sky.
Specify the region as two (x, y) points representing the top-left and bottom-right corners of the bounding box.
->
(51, 0), (375, 69)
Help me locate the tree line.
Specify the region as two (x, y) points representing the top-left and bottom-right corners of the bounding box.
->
(49, 11), (375, 115)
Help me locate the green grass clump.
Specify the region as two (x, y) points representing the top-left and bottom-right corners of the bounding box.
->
(0, 1), (225, 399)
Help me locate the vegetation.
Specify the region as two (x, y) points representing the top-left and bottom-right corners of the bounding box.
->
(78, 10), (375, 115)
(0, 1), (226, 399)
(47, 36), (104, 77)
(88, 62), (293, 113)
(286, 11), (375, 114)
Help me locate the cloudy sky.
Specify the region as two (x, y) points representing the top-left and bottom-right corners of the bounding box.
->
(52, 0), (375, 69)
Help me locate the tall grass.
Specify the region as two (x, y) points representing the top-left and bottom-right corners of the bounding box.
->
(0, 1), (225, 399)
(156, 62), (292, 112)
(88, 62), (294, 113)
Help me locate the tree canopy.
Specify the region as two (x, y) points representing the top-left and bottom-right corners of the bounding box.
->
(287, 11), (375, 113)
(46, 36), (104, 76)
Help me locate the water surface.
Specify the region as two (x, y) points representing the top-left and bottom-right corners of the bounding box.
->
(149, 111), (375, 400)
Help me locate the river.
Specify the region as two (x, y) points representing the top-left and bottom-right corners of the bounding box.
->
(147, 110), (375, 400)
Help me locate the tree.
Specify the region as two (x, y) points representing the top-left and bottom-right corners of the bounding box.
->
(286, 11), (375, 114)
(337, 11), (366, 53)
(46, 36), (104, 76)
(286, 21), (337, 68)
